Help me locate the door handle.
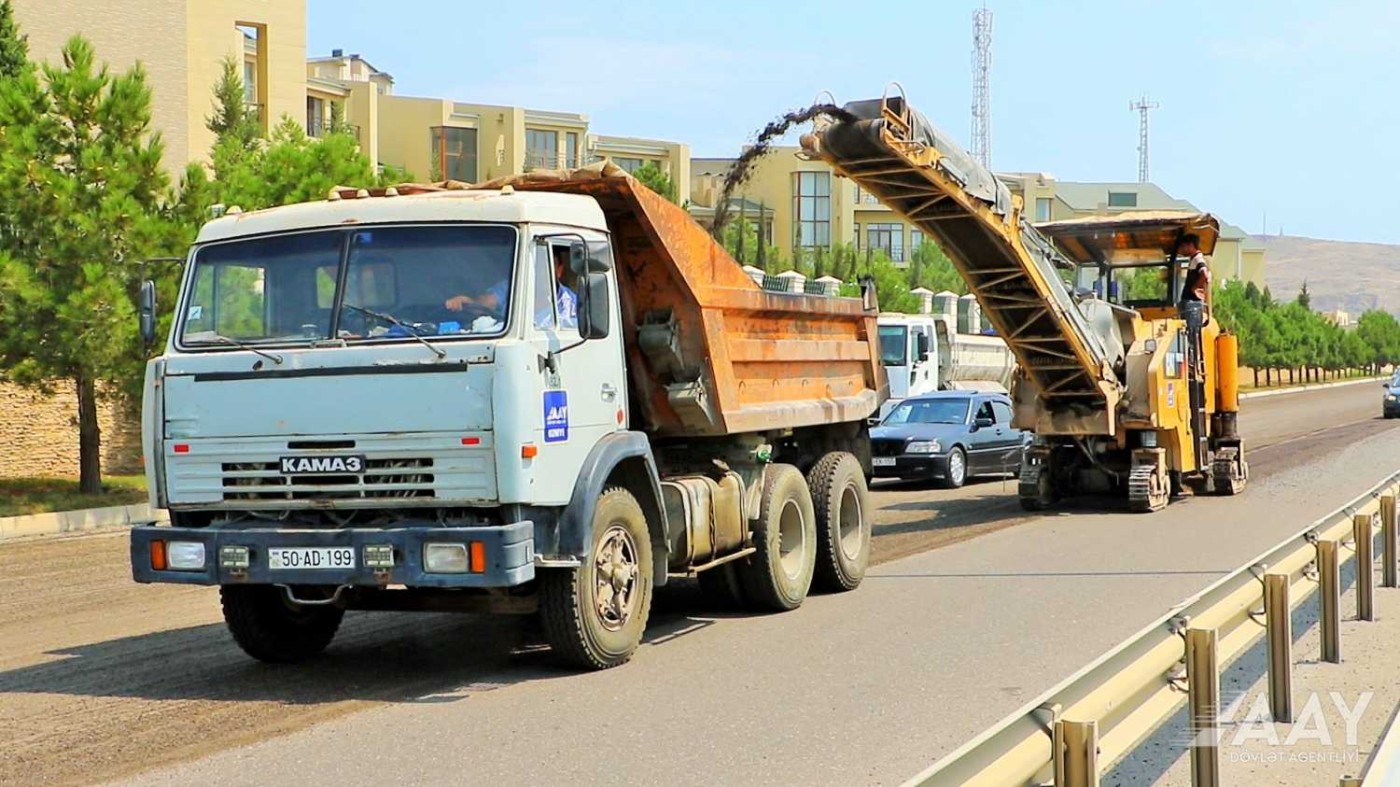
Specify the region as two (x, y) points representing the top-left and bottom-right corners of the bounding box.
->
(600, 383), (618, 402)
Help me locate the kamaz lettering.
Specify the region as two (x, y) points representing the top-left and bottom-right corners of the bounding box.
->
(279, 455), (365, 474)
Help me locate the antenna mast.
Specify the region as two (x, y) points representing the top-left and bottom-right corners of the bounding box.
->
(971, 4), (993, 169)
(1129, 95), (1159, 182)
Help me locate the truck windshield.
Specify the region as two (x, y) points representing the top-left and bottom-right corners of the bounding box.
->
(180, 225), (517, 346)
(883, 398), (969, 425)
(878, 325), (908, 366)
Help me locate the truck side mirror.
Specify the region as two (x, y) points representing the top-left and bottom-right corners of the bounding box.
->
(138, 279), (157, 349)
(859, 274), (878, 312)
(915, 332), (931, 361)
(577, 272), (610, 340)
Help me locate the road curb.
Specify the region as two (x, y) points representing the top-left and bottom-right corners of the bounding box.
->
(1239, 375), (1386, 401)
(0, 503), (167, 541)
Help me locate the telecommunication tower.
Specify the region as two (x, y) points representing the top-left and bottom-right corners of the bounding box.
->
(1129, 95), (1159, 183)
(971, 4), (993, 169)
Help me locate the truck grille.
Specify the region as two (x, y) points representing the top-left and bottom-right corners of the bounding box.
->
(221, 458), (436, 501)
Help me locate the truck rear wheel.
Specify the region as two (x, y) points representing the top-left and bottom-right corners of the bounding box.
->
(539, 487), (653, 670)
(807, 452), (870, 592)
(737, 464), (817, 611)
(220, 585), (344, 663)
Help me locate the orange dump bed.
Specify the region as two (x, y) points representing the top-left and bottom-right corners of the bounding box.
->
(377, 165), (886, 438)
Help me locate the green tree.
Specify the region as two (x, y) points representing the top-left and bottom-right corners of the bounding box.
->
(213, 116), (376, 210)
(1296, 280), (1311, 310)
(205, 55), (258, 151)
(0, 37), (176, 493)
(632, 161), (677, 203)
(0, 0), (28, 78)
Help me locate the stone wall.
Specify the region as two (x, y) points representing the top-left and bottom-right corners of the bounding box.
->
(0, 382), (143, 479)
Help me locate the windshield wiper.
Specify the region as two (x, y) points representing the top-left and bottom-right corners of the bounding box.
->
(342, 303), (446, 360)
(188, 333), (284, 365)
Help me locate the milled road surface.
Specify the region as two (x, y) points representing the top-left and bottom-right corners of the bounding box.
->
(0, 383), (1393, 786)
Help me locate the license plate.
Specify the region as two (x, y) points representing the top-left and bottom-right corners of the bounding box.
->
(267, 547), (356, 570)
(279, 455), (365, 475)
(873, 457), (897, 467)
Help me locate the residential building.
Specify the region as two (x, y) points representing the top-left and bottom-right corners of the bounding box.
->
(13, 0), (309, 172)
(691, 150), (927, 263)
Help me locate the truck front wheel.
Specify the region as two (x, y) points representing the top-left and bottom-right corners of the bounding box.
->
(807, 452), (871, 592)
(220, 585), (344, 663)
(737, 464), (817, 611)
(540, 487), (653, 670)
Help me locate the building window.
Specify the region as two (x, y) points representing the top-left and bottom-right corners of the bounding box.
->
(306, 96), (326, 137)
(866, 223), (904, 261)
(1035, 197), (1052, 222)
(910, 228), (924, 250)
(525, 129), (558, 170)
(565, 131), (579, 168)
(613, 157), (645, 173)
(1107, 191), (1138, 208)
(431, 126), (479, 182)
(854, 185), (879, 205)
(793, 171), (831, 247)
(853, 223), (860, 249)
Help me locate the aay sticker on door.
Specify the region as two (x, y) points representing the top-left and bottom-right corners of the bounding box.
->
(544, 390), (569, 443)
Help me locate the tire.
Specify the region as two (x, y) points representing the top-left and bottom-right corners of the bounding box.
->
(807, 452), (871, 592)
(941, 446), (968, 489)
(737, 464), (817, 611)
(540, 487), (653, 670)
(220, 585), (344, 664)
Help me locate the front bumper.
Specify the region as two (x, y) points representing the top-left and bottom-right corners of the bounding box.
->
(1385, 399), (1400, 417)
(130, 521), (534, 588)
(871, 453), (950, 478)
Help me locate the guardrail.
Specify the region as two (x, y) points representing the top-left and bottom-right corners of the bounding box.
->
(903, 471), (1400, 787)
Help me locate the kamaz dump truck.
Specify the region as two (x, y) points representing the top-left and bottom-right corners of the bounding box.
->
(802, 92), (1247, 512)
(129, 164), (886, 669)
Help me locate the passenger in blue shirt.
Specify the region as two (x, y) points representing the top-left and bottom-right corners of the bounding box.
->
(444, 246), (577, 329)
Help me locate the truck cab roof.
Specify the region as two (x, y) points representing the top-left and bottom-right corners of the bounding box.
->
(196, 188), (609, 245)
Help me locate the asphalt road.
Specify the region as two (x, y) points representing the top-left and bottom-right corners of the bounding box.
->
(0, 381), (1394, 787)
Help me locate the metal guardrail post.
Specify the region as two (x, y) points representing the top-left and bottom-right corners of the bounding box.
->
(1319, 539), (1342, 663)
(1355, 514), (1375, 622)
(1053, 719), (1099, 787)
(1339, 776), (1361, 787)
(1382, 494), (1397, 589)
(1264, 572), (1292, 722)
(1186, 627), (1220, 787)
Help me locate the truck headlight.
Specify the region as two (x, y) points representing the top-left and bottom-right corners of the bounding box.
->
(906, 440), (941, 454)
(424, 543), (469, 573)
(167, 541), (206, 571)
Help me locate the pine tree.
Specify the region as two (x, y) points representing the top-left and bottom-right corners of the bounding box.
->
(0, 0), (28, 79)
(1297, 280), (1311, 310)
(206, 55), (258, 149)
(0, 36), (175, 494)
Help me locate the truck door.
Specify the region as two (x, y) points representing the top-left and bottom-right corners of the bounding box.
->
(526, 233), (626, 506)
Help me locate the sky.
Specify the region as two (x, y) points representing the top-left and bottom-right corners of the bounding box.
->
(309, 0), (1400, 244)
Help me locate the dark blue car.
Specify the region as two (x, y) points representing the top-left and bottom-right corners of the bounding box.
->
(1385, 372), (1400, 418)
(869, 391), (1031, 488)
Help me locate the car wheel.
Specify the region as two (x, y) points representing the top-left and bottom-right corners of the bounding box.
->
(941, 447), (968, 489)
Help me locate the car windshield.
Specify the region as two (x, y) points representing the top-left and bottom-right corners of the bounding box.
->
(883, 398), (969, 425)
(878, 325), (907, 366)
(180, 225), (517, 346)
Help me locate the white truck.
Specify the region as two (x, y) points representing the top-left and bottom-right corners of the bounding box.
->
(875, 311), (1015, 421)
(128, 166), (887, 670)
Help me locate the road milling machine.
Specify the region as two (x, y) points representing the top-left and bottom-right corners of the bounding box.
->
(801, 92), (1247, 512)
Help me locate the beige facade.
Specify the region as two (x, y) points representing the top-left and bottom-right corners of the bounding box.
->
(13, 0), (307, 172)
(691, 150), (922, 263)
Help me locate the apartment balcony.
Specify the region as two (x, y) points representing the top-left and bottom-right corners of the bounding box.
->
(307, 117), (361, 142)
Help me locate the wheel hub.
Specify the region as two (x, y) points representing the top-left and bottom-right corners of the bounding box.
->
(594, 524), (640, 631)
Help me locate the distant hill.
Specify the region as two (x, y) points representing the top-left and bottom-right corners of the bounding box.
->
(1257, 235), (1400, 317)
